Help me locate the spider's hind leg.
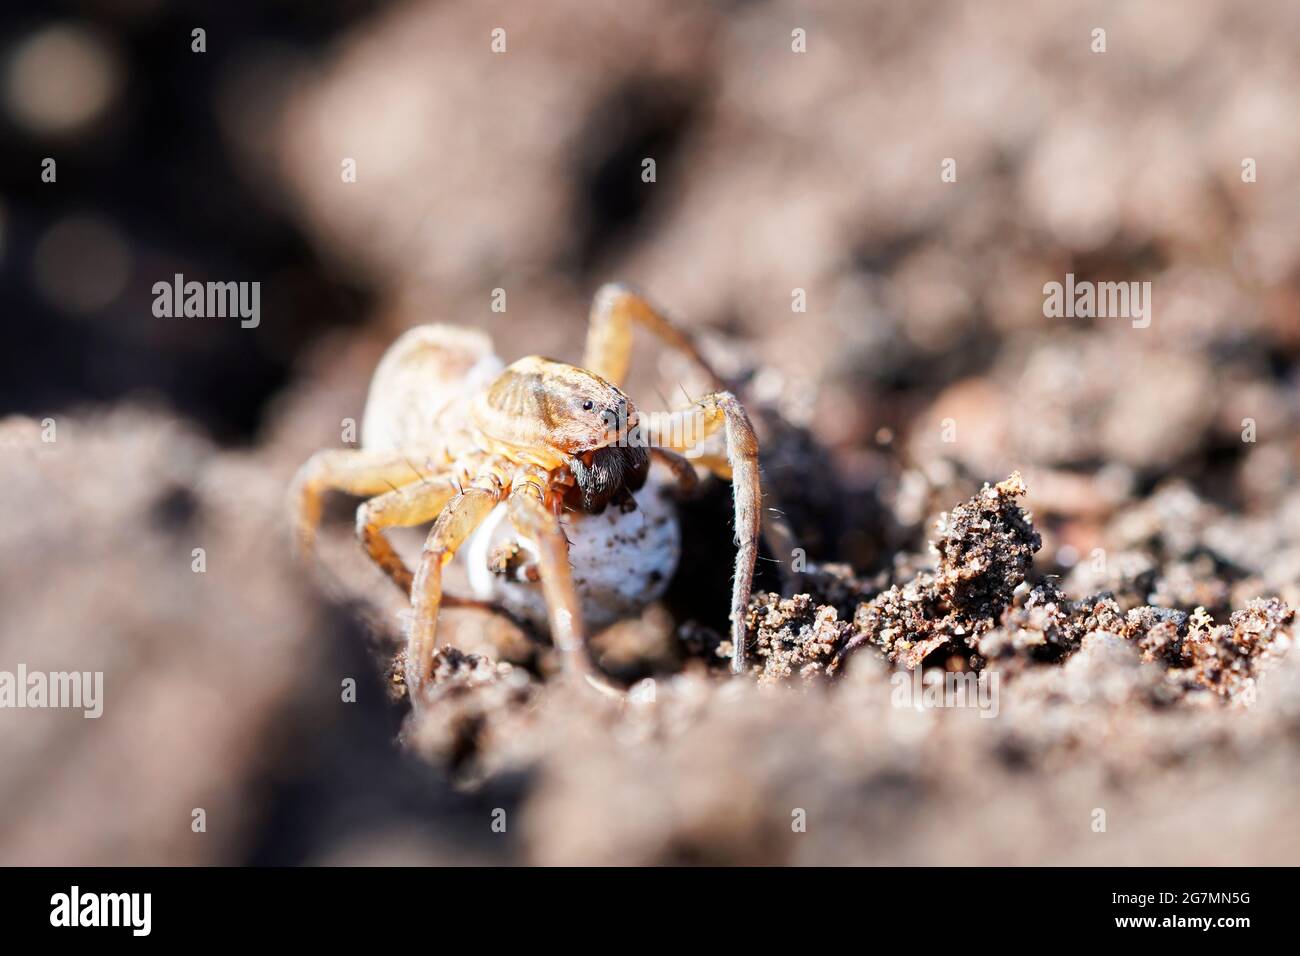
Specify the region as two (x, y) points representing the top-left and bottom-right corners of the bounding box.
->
(355, 475), (459, 595)
(291, 449), (436, 559)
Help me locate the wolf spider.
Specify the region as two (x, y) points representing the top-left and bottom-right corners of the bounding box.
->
(291, 285), (761, 705)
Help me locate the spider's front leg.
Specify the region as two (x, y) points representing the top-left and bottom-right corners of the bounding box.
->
(582, 283), (722, 389)
(642, 391), (762, 674)
(650, 447), (700, 498)
(584, 283), (797, 599)
(406, 458), (509, 702)
(506, 466), (621, 696)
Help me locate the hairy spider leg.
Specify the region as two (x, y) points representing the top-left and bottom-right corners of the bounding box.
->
(406, 458), (511, 701)
(641, 391), (761, 674)
(505, 465), (624, 697)
(354, 475), (461, 594)
(292, 449), (442, 559)
(582, 283), (797, 602)
(582, 283), (722, 391)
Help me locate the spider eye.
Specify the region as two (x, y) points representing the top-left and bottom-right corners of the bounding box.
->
(581, 400), (594, 411)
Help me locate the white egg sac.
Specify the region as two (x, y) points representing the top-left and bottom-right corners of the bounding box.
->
(463, 469), (681, 634)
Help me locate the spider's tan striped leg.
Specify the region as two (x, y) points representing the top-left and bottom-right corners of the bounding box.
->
(355, 475), (459, 595)
(642, 391), (761, 675)
(650, 447), (699, 498)
(584, 284), (798, 593)
(582, 283), (722, 389)
(291, 449), (438, 560)
(406, 460), (509, 702)
(506, 467), (621, 697)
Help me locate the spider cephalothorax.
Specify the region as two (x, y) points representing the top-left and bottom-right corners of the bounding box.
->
(291, 284), (764, 709)
(473, 355), (650, 515)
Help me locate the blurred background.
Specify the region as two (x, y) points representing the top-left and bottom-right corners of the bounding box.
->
(3, 0), (1300, 865)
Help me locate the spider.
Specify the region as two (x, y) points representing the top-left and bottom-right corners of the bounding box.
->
(291, 284), (762, 706)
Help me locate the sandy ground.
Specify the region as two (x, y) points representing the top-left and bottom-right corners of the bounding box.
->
(2, 0), (1299, 865)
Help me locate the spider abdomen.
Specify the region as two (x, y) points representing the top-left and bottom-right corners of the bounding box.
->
(361, 324), (502, 456)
